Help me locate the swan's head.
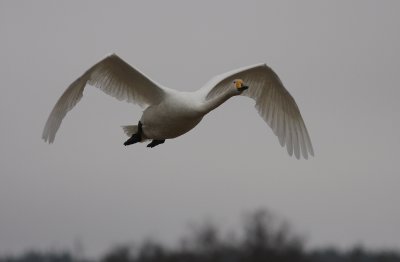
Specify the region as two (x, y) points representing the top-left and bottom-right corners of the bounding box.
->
(233, 79), (249, 92)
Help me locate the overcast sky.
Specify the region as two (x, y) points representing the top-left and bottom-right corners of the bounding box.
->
(1, 0), (400, 258)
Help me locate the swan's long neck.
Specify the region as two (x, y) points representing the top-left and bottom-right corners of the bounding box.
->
(200, 89), (238, 115)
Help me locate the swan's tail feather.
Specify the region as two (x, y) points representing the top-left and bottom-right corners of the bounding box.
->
(122, 125), (138, 137)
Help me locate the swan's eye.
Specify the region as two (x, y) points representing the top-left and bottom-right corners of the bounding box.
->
(233, 80), (236, 84)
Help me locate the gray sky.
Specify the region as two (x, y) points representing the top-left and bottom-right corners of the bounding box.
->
(1, 0), (400, 258)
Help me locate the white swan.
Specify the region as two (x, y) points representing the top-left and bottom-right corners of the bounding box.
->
(42, 54), (314, 159)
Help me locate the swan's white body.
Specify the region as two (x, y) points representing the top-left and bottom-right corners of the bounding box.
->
(140, 90), (204, 140)
(43, 54), (314, 159)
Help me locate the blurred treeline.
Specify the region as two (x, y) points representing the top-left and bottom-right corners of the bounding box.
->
(1, 210), (399, 262)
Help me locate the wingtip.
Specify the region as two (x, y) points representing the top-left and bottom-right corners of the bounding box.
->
(41, 136), (53, 144)
(309, 149), (315, 157)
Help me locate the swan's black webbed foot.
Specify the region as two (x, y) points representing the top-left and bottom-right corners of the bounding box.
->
(147, 139), (165, 148)
(124, 121), (143, 146)
(124, 134), (141, 146)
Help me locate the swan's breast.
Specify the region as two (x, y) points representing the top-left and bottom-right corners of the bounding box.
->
(140, 92), (204, 139)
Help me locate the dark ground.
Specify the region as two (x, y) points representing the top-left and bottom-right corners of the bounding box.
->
(2, 210), (399, 262)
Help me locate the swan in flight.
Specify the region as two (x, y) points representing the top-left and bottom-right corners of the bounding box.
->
(42, 54), (314, 159)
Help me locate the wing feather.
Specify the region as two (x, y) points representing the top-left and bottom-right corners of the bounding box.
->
(42, 54), (165, 143)
(202, 63), (314, 159)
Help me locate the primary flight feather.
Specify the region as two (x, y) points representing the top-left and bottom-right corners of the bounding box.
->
(42, 54), (314, 159)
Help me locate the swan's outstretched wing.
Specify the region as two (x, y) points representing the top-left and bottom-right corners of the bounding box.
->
(42, 54), (165, 143)
(202, 64), (314, 159)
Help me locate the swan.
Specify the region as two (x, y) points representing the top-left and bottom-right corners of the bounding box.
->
(42, 54), (314, 159)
